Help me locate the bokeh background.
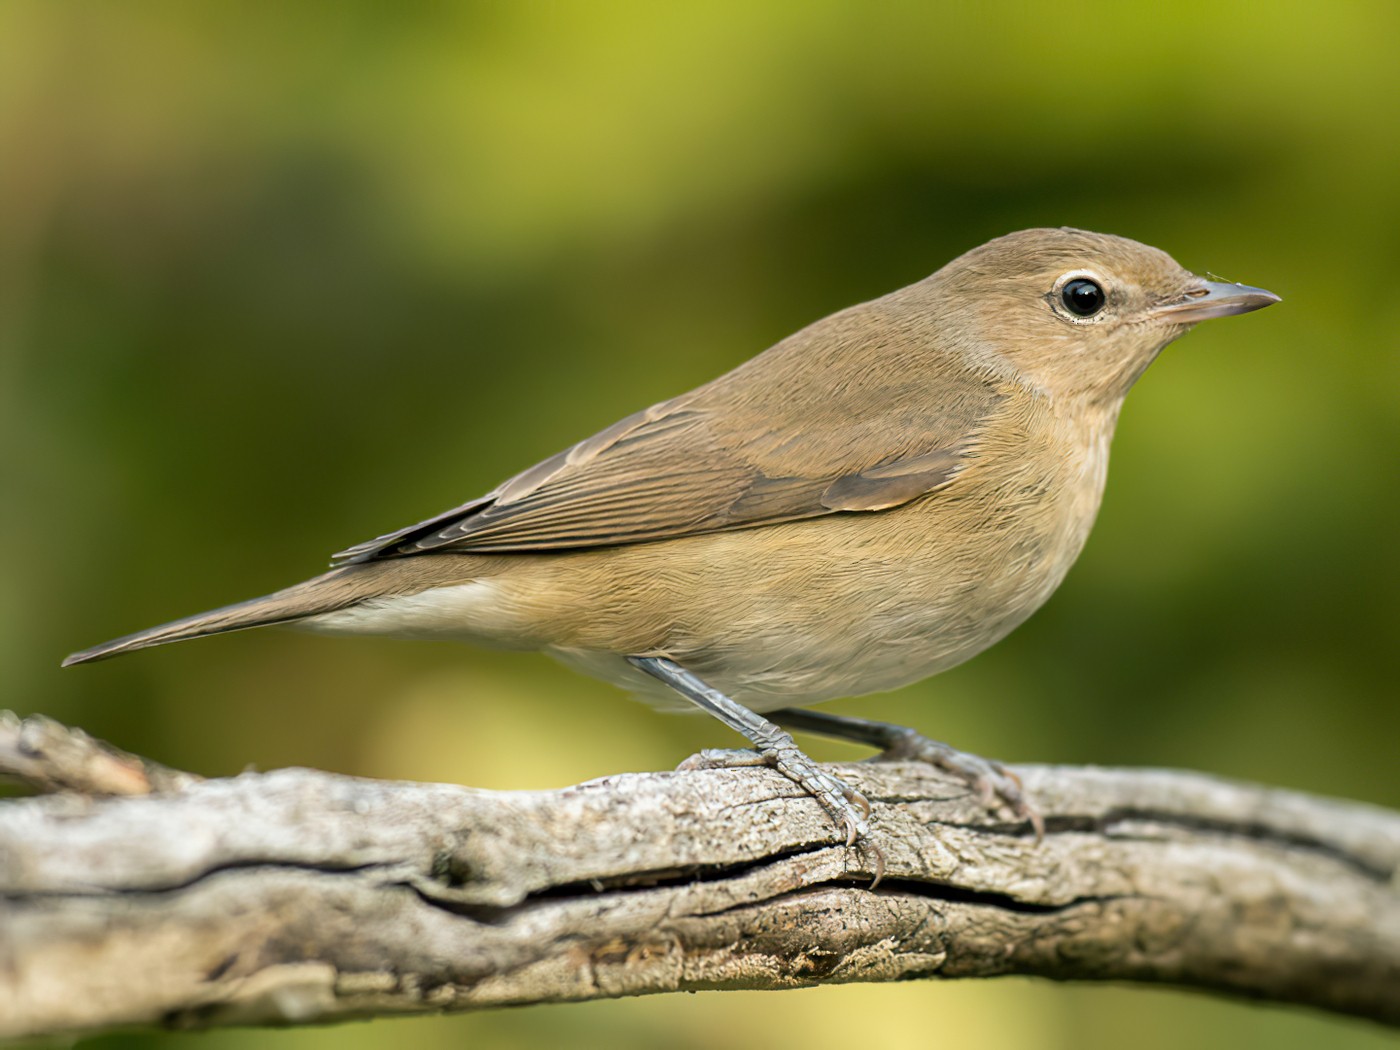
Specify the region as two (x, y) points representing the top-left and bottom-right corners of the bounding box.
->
(4, 3), (1398, 1048)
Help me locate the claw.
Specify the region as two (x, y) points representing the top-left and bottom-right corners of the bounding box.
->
(976, 777), (997, 808)
(851, 788), (873, 820)
(1026, 805), (1046, 845)
(864, 842), (887, 890)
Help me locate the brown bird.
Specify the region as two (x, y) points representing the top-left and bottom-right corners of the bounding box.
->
(64, 227), (1279, 848)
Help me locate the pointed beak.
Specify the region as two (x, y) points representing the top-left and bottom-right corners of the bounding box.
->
(1153, 279), (1281, 323)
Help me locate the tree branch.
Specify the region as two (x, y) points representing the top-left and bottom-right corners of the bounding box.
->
(1, 712), (1396, 1038)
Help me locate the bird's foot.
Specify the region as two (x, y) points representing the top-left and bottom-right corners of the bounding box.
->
(627, 656), (882, 880)
(679, 744), (872, 847)
(769, 708), (1043, 843)
(875, 729), (1043, 841)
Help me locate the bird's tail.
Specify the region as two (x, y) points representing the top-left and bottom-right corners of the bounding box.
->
(62, 565), (388, 666)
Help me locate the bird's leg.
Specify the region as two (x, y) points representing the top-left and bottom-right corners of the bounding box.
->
(627, 656), (872, 847)
(770, 707), (1043, 842)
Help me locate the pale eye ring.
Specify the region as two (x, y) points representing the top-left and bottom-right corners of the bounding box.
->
(1062, 277), (1105, 317)
(1050, 270), (1111, 322)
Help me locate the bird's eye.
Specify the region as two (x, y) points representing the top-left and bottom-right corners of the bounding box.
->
(1061, 278), (1105, 317)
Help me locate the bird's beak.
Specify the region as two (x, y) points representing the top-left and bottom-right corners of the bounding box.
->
(1152, 280), (1281, 323)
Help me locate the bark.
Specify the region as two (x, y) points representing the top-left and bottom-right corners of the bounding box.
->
(0, 711), (1396, 1038)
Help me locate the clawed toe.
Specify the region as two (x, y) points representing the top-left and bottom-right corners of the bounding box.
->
(967, 763), (1043, 841)
(675, 745), (874, 849)
(673, 747), (886, 887)
(676, 747), (770, 772)
(849, 785), (873, 820)
(877, 735), (1041, 840)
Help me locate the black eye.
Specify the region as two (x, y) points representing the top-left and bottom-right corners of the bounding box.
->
(1061, 278), (1105, 317)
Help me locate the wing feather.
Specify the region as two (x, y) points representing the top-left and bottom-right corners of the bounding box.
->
(332, 299), (1010, 563)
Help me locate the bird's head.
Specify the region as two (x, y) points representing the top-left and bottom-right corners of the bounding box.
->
(925, 227), (1280, 404)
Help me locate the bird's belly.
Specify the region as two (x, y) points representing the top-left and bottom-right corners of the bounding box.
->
(523, 490), (1096, 712)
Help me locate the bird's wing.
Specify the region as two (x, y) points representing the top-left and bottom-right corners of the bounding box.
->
(334, 393), (1001, 563)
(332, 304), (1008, 562)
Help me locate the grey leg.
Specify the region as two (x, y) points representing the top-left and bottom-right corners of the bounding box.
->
(771, 707), (1043, 841)
(627, 656), (872, 846)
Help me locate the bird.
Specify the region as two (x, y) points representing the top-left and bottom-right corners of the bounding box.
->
(64, 227), (1279, 850)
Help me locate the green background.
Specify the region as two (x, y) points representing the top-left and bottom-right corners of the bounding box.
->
(4, 3), (1397, 1048)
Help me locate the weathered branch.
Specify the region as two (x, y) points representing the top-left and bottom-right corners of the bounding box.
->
(0, 712), (1396, 1038)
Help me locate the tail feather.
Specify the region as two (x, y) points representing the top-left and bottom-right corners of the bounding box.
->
(62, 567), (374, 666)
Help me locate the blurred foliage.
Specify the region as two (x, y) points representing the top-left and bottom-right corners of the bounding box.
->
(3, 2), (1398, 1048)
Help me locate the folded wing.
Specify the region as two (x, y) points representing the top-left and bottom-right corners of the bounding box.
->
(333, 306), (1007, 563)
